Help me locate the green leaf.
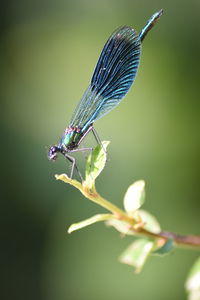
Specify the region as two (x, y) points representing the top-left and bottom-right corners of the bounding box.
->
(119, 238), (155, 273)
(138, 209), (161, 234)
(106, 218), (135, 236)
(186, 257), (200, 300)
(85, 141), (110, 188)
(68, 213), (113, 233)
(124, 180), (145, 213)
(153, 239), (175, 256)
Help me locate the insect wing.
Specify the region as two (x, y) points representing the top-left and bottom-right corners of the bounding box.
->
(70, 26), (141, 131)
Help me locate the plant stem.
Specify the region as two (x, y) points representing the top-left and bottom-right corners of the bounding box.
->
(82, 183), (200, 250)
(56, 174), (200, 250)
(82, 184), (135, 224)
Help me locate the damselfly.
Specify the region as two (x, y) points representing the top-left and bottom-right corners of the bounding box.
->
(48, 10), (163, 178)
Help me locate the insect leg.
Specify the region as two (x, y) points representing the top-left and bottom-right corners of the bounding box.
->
(70, 147), (94, 173)
(91, 127), (107, 155)
(92, 127), (110, 161)
(63, 153), (83, 181)
(91, 127), (101, 144)
(70, 147), (93, 154)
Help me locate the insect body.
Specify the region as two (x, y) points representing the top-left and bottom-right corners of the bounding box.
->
(48, 10), (163, 178)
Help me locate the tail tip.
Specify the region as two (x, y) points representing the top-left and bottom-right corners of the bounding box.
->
(158, 9), (164, 17)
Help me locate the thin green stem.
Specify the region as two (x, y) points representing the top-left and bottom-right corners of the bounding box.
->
(82, 183), (200, 249)
(56, 174), (200, 250)
(82, 183), (135, 224)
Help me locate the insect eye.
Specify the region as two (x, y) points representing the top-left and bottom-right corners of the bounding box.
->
(48, 146), (58, 161)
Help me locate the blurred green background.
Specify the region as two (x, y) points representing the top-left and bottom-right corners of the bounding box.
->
(1, 0), (200, 299)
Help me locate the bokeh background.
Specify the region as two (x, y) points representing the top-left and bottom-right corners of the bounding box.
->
(1, 0), (200, 299)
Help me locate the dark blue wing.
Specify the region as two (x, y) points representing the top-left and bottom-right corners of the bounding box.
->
(91, 26), (140, 100)
(70, 26), (141, 131)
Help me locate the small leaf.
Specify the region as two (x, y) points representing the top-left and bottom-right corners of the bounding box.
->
(85, 141), (110, 188)
(106, 219), (135, 236)
(68, 213), (113, 233)
(119, 238), (155, 273)
(124, 180), (145, 213)
(153, 239), (174, 256)
(138, 209), (161, 234)
(186, 257), (200, 300)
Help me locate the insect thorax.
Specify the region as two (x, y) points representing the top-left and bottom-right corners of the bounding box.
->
(59, 126), (82, 150)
